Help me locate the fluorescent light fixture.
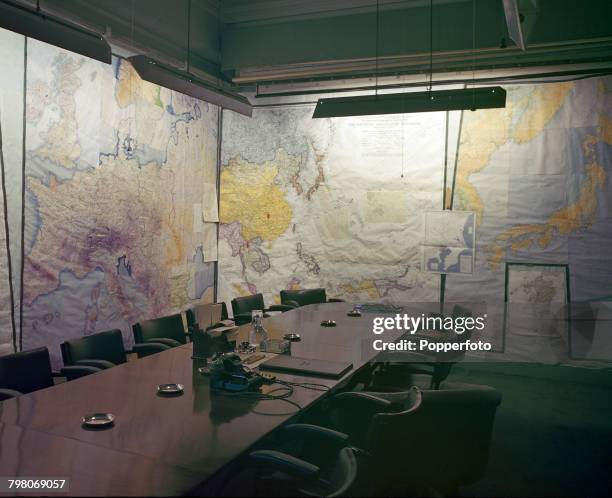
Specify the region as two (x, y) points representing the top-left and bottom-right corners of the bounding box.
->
(312, 87), (506, 118)
(0, 0), (111, 63)
(129, 55), (252, 117)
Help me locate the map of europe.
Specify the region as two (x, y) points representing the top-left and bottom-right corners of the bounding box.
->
(0, 30), (218, 364)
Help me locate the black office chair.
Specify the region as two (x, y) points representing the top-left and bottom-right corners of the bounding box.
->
(61, 329), (166, 376)
(185, 302), (230, 334)
(61, 329), (126, 373)
(221, 424), (359, 497)
(372, 304), (474, 390)
(280, 288), (344, 308)
(0, 346), (97, 394)
(0, 388), (22, 401)
(231, 293), (296, 326)
(132, 313), (186, 351)
(333, 384), (502, 496)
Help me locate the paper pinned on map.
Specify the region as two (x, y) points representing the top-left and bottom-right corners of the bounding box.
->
(202, 222), (218, 262)
(422, 211), (476, 274)
(202, 183), (219, 222)
(193, 203), (203, 233)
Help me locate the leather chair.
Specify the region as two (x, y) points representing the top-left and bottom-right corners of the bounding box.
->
(61, 329), (126, 370)
(231, 293), (297, 326)
(373, 304), (474, 390)
(280, 288), (344, 308)
(132, 313), (186, 351)
(185, 302), (230, 334)
(221, 424), (358, 497)
(61, 329), (166, 377)
(333, 384), (502, 496)
(0, 388), (22, 401)
(0, 347), (96, 395)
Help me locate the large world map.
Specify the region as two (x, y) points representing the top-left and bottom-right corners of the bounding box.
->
(0, 30), (218, 364)
(219, 78), (612, 351)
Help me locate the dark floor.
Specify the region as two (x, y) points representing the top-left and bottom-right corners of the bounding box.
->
(451, 363), (612, 497)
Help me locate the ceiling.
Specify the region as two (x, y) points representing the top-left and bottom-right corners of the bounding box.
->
(6, 0), (612, 102)
(220, 0), (461, 25)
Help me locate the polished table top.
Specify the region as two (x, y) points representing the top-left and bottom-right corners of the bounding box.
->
(0, 303), (391, 496)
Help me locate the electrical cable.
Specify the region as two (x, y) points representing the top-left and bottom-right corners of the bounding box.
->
(375, 0), (379, 97)
(0, 108), (17, 353)
(186, 0), (191, 75)
(276, 379), (331, 392)
(429, 0), (433, 93)
(18, 38), (27, 352)
(211, 381), (302, 411)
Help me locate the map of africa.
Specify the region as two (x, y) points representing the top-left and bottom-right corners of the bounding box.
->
(0, 30), (219, 364)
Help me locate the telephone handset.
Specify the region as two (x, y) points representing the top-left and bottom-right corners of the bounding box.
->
(209, 353), (264, 392)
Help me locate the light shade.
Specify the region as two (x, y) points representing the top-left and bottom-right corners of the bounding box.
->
(312, 87), (506, 118)
(129, 55), (252, 117)
(0, 0), (111, 64)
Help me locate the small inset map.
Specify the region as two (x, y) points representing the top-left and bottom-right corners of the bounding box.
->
(506, 264), (567, 304)
(423, 211), (475, 274)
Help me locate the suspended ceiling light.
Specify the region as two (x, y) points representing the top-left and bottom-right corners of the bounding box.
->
(312, 0), (506, 118)
(0, 0), (111, 63)
(129, 0), (251, 117)
(312, 87), (506, 118)
(129, 55), (253, 116)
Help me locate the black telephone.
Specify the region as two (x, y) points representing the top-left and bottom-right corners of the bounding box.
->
(209, 353), (264, 392)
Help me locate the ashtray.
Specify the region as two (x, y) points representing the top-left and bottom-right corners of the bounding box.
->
(157, 383), (184, 395)
(347, 311), (362, 317)
(82, 413), (115, 428)
(283, 333), (301, 341)
(321, 320), (337, 327)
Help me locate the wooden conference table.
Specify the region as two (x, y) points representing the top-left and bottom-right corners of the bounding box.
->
(0, 303), (400, 496)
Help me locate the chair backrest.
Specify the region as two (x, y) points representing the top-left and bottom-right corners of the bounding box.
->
(368, 385), (502, 491)
(0, 347), (54, 394)
(132, 313), (186, 344)
(186, 302), (229, 330)
(231, 293), (265, 317)
(452, 304), (473, 319)
(61, 329), (127, 366)
(280, 288), (327, 307)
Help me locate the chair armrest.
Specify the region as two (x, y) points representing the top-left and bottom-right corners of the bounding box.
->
(249, 450), (320, 481)
(282, 300), (301, 308)
(61, 365), (101, 381)
(0, 388), (23, 401)
(144, 337), (182, 348)
(75, 359), (115, 370)
(284, 424), (349, 447)
(132, 342), (170, 358)
(328, 298), (345, 303)
(267, 304), (296, 313)
(331, 392), (401, 446)
(334, 391), (397, 412)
